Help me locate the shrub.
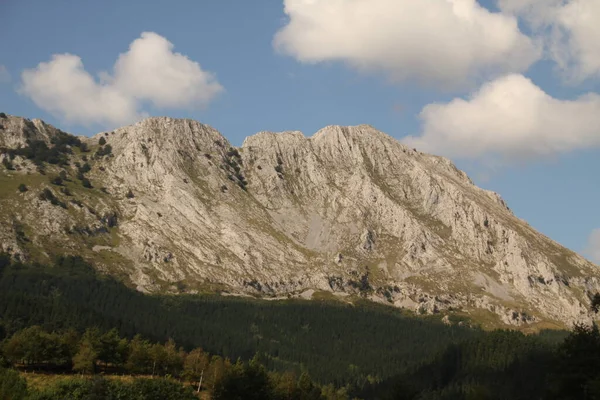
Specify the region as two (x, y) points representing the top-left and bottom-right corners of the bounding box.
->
(39, 188), (67, 209)
(60, 187), (72, 196)
(50, 176), (63, 186)
(227, 148), (240, 158)
(0, 112), (7, 119)
(98, 137), (106, 146)
(95, 144), (112, 158)
(82, 178), (93, 188)
(59, 170), (68, 181)
(592, 293), (600, 313)
(131, 378), (197, 400)
(126, 189), (134, 199)
(0, 368), (28, 400)
(2, 157), (14, 170)
(18, 184), (27, 193)
(274, 165), (283, 174)
(78, 163), (91, 174)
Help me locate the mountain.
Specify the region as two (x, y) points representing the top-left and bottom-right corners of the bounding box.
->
(0, 113), (598, 329)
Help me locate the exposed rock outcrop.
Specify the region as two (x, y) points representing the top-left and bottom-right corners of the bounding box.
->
(1, 114), (598, 328)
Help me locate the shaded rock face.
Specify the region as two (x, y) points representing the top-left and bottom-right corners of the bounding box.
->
(0, 116), (59, 148)
(1, 114), (599, 328)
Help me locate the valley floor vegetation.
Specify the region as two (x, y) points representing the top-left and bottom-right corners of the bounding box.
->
(0, 253), (599, 399)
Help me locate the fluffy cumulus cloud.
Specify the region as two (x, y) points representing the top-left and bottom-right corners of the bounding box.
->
(20, 32), (223, 127)
(273, 0), (540, 87)
(21, 54), (139, 126)
(403, 74), (600, 161)
(586, 229), (600, 264)
(499, 0), (600, 83)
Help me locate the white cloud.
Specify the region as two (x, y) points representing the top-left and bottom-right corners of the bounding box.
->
(0, 65), (10, 83)
(550, 0), (600, 82)
(273, 0), (540, 87)
(20, 32), (223, 127)
(586, 229), (600, 264)
(21, 54), (140, 126)
(111, 32), (223, 109)
(499, 0), (600, 83)
(403, 74), (600, 161)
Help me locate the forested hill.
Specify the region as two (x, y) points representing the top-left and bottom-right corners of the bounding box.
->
(3, 254), (600, 399)
(0, 253), (480, 385)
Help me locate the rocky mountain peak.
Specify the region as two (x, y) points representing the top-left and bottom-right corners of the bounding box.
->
(1, 114), (599, 329)
(0, 114), (64, 148)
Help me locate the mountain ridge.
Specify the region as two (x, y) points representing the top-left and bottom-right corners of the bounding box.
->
(0, 113), (598, 329)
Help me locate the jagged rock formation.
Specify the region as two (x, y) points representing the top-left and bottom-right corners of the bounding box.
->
(1, 113), (598, 329)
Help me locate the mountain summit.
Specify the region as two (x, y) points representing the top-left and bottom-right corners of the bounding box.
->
(0, 113), (598, 328)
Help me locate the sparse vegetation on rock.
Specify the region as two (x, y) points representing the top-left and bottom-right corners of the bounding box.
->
(39, 188), (67, 209)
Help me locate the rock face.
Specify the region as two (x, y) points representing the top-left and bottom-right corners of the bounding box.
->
(1, 113), (599, 328)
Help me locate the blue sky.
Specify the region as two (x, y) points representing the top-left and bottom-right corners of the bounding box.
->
(0, 0), (599, 260)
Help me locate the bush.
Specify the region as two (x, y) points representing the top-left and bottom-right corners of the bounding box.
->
(0, 368), (28, 400)
(18, 184), (27, 193)
(126, 189), (134, 199)
(39, 188), (67, 209)
(78, 163), (91, 174)
(227, 148), (240, 158)
(131, 378), (197, 400)
(95, 145), (112, 158)
(98, 137), (106, 146)
(0, 113), (7, 119)
(24, 376), (197, 400)
(50, 176), (63, 186)
(81, 178), (93, 189)
(2, 158), (14, 170)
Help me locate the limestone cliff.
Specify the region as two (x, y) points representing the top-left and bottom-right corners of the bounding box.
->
(1, 113), (598, 329)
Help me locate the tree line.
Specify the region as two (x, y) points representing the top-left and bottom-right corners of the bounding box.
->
(0, 253), (480, 386)
(0, 325), (349, 399)
(4, 252), (599, 399)
(357, 324), (600, 399)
